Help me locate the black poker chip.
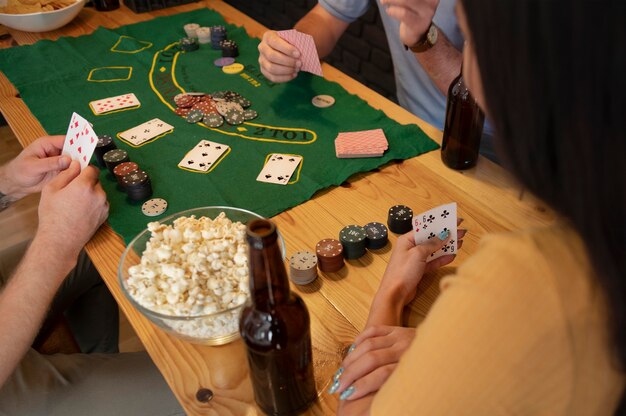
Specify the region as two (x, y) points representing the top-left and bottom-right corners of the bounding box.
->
(387, 205), (413, 234)
(204, 113), (224, 128)
(179, 37), (199, 52)
(243, 109), (257, 121)
(210, 90), (226, 100)
(122, 170), (149, 188)
(94, 135), (116, 168)
(224, 108), (244, 125)
(186, 109), (204, 123)
(103, 149), (129, 175)
(123, 170), (152, 201)
(339, 225), (368, 260)
(220, 39), (239, 58)
(233, 96), (251, 108)
(363, 222), (389, 249)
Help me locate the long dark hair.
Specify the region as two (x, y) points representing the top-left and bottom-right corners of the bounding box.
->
(462, 0), (626, 412)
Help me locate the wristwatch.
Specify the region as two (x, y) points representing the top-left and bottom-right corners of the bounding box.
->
(406, 22), (438, 53)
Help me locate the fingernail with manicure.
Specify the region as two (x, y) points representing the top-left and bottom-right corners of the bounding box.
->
(340, 386), (355, 400)
(348, 343), (356, 354)
(328, 379), (340, 394)
(438, 230), (449, 240)
(333, 367), (344, 381)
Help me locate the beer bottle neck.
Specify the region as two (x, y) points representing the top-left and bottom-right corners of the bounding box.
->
(246, 220), (291, 306)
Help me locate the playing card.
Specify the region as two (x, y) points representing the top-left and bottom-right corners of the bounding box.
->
(277, 29), (323, 77)
(119, 118), (174, 146)
(256, 153), (303, 185)
(412, 203), (458, 262)
(178, 139), (230, 172)
(335, 128), (389, 158)
(89, 93), (140, 115)
(61, 112), (98, 170)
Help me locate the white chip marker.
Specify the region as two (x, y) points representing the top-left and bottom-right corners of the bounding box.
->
(312, 95), (335, 108)
(142, 198), (168, 217)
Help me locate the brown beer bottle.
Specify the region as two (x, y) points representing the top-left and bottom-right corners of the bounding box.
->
(240, 219), (316, 415)
(441, 72), (485, 170)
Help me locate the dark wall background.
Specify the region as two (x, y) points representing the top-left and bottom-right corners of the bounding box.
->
(224, 0), (398, 102)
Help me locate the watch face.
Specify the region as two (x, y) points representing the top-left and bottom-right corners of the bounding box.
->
(427, 24), (438, 45)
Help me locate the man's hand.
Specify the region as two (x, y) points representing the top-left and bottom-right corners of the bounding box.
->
(258, 30), (302, 83)
(37, 160), (109, 262)
(0, 135), (70, 201)
(381, 0), (439, 46)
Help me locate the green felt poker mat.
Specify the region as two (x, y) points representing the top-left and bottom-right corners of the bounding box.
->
(0, 9), (438, 244)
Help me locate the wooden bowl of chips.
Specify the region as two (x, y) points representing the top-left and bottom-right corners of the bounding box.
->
(0, 0), (85, 32)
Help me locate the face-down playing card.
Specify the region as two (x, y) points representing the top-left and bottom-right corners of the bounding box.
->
(276, 29), (323, 77)
(412, 202), (458, 262)
(178, 139), (230, 172)
(335, 128), (389, 158)
(61, 112), (98, 170)
(256, 153), (303, 185)
(119, 118), (174, 146)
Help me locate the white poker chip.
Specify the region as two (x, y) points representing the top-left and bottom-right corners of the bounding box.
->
(142, 198), (168, 217)
(312, 94), (335, 108)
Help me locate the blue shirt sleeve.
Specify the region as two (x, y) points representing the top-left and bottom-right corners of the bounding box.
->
(318, 0), (372, 23)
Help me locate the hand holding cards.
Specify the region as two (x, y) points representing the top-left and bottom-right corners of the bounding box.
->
(276, 29), (323, 77)
(61, 112), (98, 170)
(413, 202), (458, 262)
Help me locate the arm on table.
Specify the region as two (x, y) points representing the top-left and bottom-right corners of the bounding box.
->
(258, 4), (348, 82)
(0, 161), (108, 387)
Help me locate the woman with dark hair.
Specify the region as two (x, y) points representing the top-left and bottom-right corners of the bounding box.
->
(330, 0), (626, 414)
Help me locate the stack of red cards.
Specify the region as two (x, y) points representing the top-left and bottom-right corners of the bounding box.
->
(335, 128), (389, 158)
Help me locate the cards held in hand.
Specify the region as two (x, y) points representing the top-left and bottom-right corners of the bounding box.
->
(413, 202), (458, 262)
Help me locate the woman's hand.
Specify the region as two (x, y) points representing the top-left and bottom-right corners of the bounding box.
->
(331, 326), (416, 401)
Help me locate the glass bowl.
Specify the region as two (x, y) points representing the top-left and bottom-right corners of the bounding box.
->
(0, 0), (86, 33)
(118, 206), (285, 346)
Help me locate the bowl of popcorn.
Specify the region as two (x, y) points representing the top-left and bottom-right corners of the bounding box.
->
(0, 0), (85, 33)
(118, 206), (285, 346)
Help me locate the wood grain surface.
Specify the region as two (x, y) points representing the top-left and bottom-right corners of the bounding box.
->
(0, 1), (555, 414)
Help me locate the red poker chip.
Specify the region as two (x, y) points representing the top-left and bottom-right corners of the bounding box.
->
(175, 107), (191, 117)
(174, 94), (198, 108)
(113, 161), (139, 178)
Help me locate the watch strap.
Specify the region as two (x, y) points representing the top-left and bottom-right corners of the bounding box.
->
(406, 22), (437, 53)
(0, 190), (13, 212)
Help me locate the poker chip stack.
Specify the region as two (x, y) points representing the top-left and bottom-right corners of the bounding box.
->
(210, 26), (227, 50)
(94, 135), (117, 168)
(363, 222), (389, 249)
(289, 251), (318, 285)
(195, 27), (211, 44)
(173, 91), (257, 127)
(315, 239), (344, 272)
(220, 39), (239, 58)
(183, 23), (200, 38)
(387, 204), (414, 234)
(122, 170), (153, 201)
(179, 37), (199, 52)
(102, 149), (129, 175)
(113, 161), (139, 188)
(339, 225), (368, 259)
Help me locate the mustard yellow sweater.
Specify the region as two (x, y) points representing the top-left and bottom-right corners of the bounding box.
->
(373, 225), (624, 414)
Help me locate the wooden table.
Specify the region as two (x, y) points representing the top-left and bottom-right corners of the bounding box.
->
(0, 1), (554, 414)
